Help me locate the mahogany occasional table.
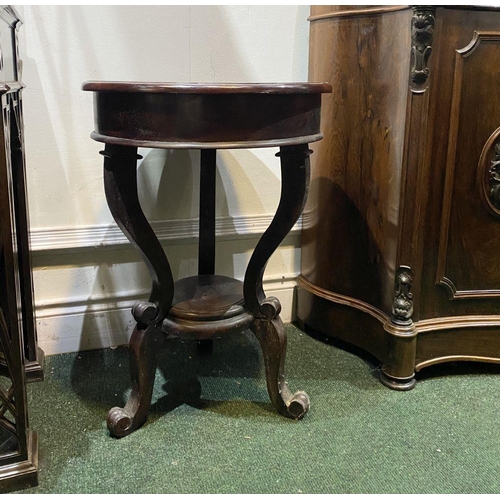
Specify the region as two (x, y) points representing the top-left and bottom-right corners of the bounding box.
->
(82, 81), (331, 437)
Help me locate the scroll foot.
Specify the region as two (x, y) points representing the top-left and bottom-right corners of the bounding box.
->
(251, 314), (310, 420)
(107, 407), (134, 438)
(287, 390), (310, 420)
(106, 324), (160, 437)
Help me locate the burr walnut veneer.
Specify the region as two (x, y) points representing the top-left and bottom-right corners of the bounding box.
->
(298, 5), (500, 389)
(83, 81), (331, 436)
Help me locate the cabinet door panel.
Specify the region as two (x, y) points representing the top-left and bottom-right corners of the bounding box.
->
(436, 32), (500, 299)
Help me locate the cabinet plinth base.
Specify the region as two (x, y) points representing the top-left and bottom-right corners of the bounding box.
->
(297, 277), (500, 390)
(379, 371), (416, 391)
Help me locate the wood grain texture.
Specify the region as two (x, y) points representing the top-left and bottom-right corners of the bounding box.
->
(415, 327), (500, 370)
(83, 82), (331, 149)
(302, 6), (412, 313)
(169, 275), (245, 321)
(102, 143), (174, 320)
(436, 31), (500, 299)
(299, 5), (500, 389)
(419, 9), (500, 317)
(82, 82), (331, 94)
(107, 323), (163, 438)
(298, 277), (500, 375)
(244, 144), (310, 319)
(251, 316), (310, 419)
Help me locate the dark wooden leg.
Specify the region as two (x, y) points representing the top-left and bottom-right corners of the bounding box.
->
(101, 144), (175, 435)
(252, 316), (309, 419)
(197, 149), (217, 354)
(198, 148), (216, 276)
(102, 143), (174, 319)
(107, 324), (161, 437)
(244, 144), (311, 317)
(244, 144), (312, 419)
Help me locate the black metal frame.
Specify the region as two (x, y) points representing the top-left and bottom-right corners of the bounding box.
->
(0, 5), (41, 492)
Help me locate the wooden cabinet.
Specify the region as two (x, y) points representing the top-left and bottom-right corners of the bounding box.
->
(297, 5), (500, 389)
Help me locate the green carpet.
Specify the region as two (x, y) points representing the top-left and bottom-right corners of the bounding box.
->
(17, 324), (500, 493)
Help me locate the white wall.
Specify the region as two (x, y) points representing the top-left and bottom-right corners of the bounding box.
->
(16, 6), (310, 354)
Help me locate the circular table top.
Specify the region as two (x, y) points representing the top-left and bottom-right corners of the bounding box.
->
(82, 81), (332, 94)
(83, 81), (332, 149)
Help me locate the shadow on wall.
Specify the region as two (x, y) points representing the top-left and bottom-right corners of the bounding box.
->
(21, 6), (304, 377)
(71, 142), (283, 353)
(302, 176), (384, 308)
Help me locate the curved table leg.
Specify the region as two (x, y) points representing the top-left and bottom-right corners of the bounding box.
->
(102, 143), (174, 321)
(101, 143), (175, 436)
(251, 316), (309, 419)
(244, 144), (312, 419)
(107, 323), (162, 437)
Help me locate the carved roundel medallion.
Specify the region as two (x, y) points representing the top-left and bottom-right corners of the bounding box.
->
(478, 127), (500, 219)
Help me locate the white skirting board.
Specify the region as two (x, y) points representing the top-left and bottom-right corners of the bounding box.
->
(30, 213), (302, 253)
(31, 214), (301, 355)
(35, 276), (298, 356)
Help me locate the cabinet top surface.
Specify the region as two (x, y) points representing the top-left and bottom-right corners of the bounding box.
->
(308, 4), (500, 21)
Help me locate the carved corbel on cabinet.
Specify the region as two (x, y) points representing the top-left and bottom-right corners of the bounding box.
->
(379, 265), (417, 391)
(391, 265), (414, 326)
(410, 6), (436, 87)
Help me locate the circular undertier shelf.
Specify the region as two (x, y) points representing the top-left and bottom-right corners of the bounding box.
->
(169, 275), (246, 321)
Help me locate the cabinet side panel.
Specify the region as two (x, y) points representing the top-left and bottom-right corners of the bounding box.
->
(302, 9), (411, 313)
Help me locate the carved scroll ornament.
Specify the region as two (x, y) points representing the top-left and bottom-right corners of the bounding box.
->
(489, 142), (500, 210)
(410, 6), (436, 86)
(478, 128), (500, 220)
(392, 266), (414, 325)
